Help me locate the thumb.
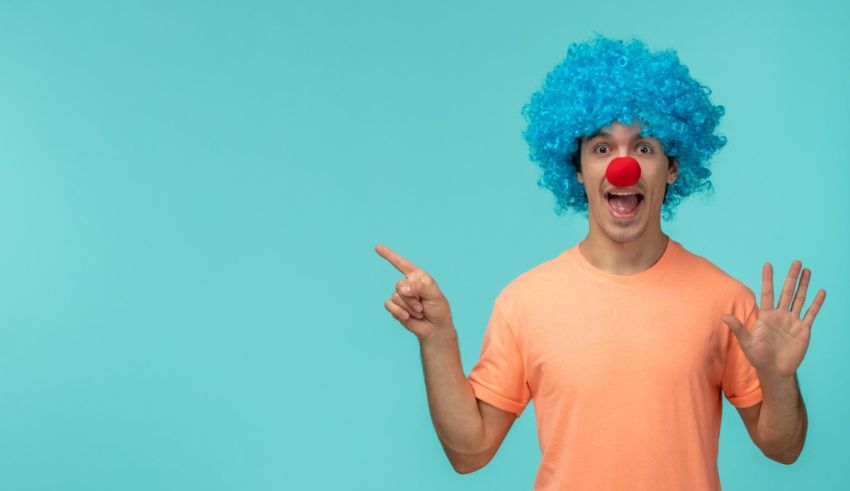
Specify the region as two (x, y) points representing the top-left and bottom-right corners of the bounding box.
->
(722, 313), (751, 349)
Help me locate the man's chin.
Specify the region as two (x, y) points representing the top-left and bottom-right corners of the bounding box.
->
(606, 228), (646, 244)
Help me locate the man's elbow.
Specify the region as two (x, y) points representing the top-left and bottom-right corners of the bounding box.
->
(451, 461), (479, 474)
(762, 443), (803, 465)
(766, 449), (801, 465)
(448, 452), (492, 474)
(766, 454), (797, 465)
(757, 424), (806, 465)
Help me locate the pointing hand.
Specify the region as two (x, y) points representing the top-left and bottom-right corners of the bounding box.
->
(375, 244), (455, 341)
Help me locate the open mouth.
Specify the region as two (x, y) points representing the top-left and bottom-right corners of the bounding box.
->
(605, 191), (644, 219)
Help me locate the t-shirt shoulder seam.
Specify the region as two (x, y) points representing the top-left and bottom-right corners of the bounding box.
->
(491, 300), (528, 383)
(493, 300), (521, 341)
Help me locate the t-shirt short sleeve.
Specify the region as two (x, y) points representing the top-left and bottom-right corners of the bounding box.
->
(722, 302), (764, 408)
(467, 302), (531, 418)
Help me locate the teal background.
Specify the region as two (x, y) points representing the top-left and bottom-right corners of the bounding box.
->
(0, 0), (847, 489)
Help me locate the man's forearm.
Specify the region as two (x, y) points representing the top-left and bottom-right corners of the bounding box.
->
(419, 328), (487, 469)
(755, 370), (807, 464)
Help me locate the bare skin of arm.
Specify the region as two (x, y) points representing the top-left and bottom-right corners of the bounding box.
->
(420, 328), (518, 472)
(376, 244), (517, 473)
(724, 261), (825, 464)
(737, 389), (808, 465)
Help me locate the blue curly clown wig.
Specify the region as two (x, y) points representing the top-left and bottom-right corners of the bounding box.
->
(521, 34), (727, 221)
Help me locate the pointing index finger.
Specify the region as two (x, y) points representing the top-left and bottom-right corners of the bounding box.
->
(375, 244), (419, 275)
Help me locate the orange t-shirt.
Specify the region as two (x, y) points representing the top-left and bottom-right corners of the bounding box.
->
(467, 238), (763, 490)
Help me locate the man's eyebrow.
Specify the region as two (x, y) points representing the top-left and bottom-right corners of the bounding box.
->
(584, 130), (651, 141)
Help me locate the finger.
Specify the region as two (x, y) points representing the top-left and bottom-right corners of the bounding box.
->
(384, 299), (411, 322)
(789, 268), (811, 317)
(396, 275), (425, 310)
(392, 292), (424, 319)
(760, 262), (774, 311)
(397, 270), (442, 302)
(777, 260), (802, 311)
(722, 313), (752, 349)
(802, 289), (827, 328)
(375, 244), (419, 275)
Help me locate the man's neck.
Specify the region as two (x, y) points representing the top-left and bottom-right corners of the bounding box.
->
(578, 228), (670, 276)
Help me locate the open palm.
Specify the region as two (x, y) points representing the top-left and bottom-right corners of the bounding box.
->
(722, 261), (826, 378)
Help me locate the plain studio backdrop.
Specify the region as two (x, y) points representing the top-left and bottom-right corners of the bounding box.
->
(0, 0), (847, 489)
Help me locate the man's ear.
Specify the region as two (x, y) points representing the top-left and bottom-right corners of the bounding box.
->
(576, 170), (584, 184)
(667, 157), (679, 184)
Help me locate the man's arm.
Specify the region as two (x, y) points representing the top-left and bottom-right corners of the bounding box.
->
(375, 244), (517, 473)
(736, 372), (807, 464)
(724, 261), (823, 465)
(420, 329), (517, 473)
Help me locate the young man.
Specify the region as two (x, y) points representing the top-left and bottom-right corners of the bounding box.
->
(375, 35), (826, 490)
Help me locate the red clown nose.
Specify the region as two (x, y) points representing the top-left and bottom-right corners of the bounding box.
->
(605, 156), (641, 187)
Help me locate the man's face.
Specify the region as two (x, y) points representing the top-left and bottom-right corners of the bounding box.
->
(576, 119), (678, 244)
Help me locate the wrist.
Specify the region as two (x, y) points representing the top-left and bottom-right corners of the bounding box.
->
(756, 369), (796, 386)
(419, 326), (457, 347)
(757, 370), (800, 404)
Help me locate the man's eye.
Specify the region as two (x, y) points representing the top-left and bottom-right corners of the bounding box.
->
(637, 144), (652, 154)
(594, 145), (610, 154)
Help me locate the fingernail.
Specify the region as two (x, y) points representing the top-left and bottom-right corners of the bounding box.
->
(414, 304), (422, 312)
(401, 286), (411, 294)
